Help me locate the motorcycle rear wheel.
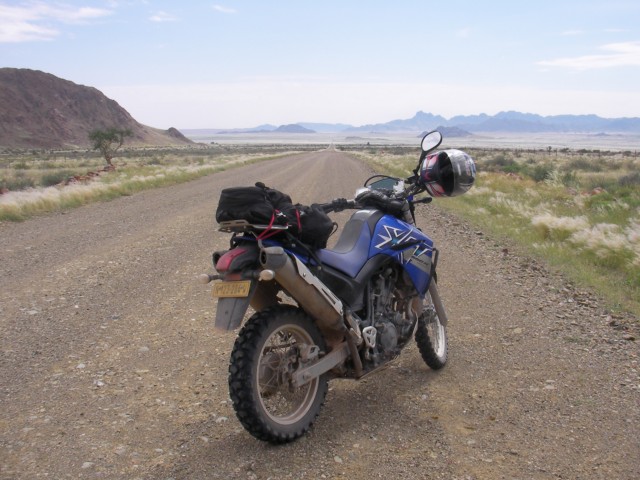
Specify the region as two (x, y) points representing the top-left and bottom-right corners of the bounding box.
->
(228, 305), (328, 443)
(415, 295), (448, 370)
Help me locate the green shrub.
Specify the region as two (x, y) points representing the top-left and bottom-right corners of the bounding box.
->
(12, 161), (30, 170)
(584, 191), (615, 210)
(484, 153), (515, 171)
(1, 175), (35, 191)
(41, 170), (74, 187)
(502, 164), (525, 175)
(561, 171), (578, 187)
(583, 175), (618, 191)
(566, 157), (602, 172)
(618, 172), (640, 188)
(530, 164), (554, 182)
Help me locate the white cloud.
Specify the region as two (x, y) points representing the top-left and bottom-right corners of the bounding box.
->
(538, 41), (640, 69)
(212, 5), (237, 14)
(0, 2), (112, 43)
(0, 14), (57, 42)
(150, 11), (178, 23)
(53, 6), (111, 23)
(560, 30), (584, 36)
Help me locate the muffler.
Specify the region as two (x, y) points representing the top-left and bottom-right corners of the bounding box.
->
(260, 247), (346, 338)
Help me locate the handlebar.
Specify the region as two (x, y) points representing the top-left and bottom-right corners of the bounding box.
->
(316, 198), (355, 213)
(318, 190), (432, 215)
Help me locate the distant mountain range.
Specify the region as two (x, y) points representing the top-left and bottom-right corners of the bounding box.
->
(349, 110), (640, 134)
(185, 111), (640, 136)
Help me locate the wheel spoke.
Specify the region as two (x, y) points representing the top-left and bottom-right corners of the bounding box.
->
(258, 325), (317, 422)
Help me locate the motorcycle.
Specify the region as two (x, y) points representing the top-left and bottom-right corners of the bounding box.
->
(200, 130), (476, 443)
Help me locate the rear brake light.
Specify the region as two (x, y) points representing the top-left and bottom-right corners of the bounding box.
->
(215, 248), (248, 272)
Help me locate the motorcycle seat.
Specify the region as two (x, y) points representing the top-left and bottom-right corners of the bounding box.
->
(317, 210), (381, 278)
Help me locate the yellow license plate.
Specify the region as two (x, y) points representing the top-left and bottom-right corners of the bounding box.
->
(212, 280), (252, 298)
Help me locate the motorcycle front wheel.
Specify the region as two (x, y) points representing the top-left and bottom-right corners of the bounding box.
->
(228, 305), (328, 443)
(415, 294), (448, 370)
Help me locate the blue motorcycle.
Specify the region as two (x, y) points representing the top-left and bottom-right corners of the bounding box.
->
(202, 131), (476, 443)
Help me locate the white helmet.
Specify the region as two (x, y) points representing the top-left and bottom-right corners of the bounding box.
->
(419, 149), (476, 197)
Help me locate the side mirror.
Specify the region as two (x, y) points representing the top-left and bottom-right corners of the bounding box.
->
(412, 130), (444, 186)
(421, 130), (443, 153)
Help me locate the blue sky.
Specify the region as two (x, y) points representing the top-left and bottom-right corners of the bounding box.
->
(1, 1), (639, 129)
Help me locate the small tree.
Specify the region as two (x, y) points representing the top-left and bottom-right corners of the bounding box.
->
(89, 127), (133, 167)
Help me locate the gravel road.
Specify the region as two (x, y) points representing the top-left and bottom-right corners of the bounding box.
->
(1, 149), (638, 479)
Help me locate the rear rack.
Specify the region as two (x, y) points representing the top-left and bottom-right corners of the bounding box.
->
(218, 219), (289, 234)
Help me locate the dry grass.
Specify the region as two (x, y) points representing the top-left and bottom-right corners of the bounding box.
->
(0, 148), (301, 221)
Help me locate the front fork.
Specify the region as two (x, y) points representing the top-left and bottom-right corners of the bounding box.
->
(428, 281), (448, 326)
(425, 246), (447, 325)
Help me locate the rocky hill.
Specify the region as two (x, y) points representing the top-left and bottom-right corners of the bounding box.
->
(0, 68), (193, 149)
(420, 126), (472, 138)
(274, 124), (315, 133)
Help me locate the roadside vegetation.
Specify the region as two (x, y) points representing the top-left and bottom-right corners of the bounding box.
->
(349, 146), (640, 317)
(0, 145), (309, 221)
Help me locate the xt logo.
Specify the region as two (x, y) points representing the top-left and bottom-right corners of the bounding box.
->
(411, 244), (432, 257)
(403, 244), (433, 273)
(375, 225), (416, 249)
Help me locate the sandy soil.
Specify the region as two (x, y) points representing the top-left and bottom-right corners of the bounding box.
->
(1, 149), (638, 479)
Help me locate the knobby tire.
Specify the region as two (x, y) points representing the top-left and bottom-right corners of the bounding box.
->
(228, 305), (328, 443)
(415, 299), (448, 370)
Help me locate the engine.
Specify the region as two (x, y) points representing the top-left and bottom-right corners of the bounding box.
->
(359, 265), (417, 367)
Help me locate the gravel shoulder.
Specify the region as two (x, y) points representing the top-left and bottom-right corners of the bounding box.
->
(1, 149), (638, 479)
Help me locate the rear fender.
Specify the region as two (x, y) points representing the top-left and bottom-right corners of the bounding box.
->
(213, 244), (261, 331)
(214, 278), (281, 330)
(214, 279), (258, 330)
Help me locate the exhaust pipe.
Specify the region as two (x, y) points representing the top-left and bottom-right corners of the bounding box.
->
(261, 247), (346, 338)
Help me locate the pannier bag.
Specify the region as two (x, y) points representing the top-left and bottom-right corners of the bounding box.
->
(215, 183), (335, 249)
(216, 183), (296, 226)
(298, 204), (336, 249)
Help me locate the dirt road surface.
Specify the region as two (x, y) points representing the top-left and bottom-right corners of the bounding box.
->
(1, 150), (638, 479)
